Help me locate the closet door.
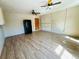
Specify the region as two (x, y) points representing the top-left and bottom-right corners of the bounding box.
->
(52, 10), (66, 34)
(64, 6), (79, 36)
(41, 24), (52, 32)
(40, 14), (52, 32)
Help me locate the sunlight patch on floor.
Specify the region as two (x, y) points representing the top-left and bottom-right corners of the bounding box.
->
(61, 50), (75, 59)
(55, 45), (63, 55)
(55, 45), (75, 59)
(65, 36), (79, 43)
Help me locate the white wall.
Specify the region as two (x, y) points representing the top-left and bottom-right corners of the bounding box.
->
(0, 26), (5, 56)
(40, 5), (79, 37)
(3, 12), (38, 37)
(0, 8), (4, 25)
(0, 8), (5, 56)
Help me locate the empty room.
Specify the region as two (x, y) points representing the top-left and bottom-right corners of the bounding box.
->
(0, 0), (79, 59)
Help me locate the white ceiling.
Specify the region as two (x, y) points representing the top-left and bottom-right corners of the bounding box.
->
(0, 0), (79, 14)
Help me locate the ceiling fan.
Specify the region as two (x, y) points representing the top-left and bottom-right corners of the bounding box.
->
(41, 0), (61, 7)
(32, 10), (40, 15)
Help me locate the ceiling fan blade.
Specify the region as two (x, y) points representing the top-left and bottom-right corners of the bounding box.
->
(52, 1), (61, 5)
(36, 13), (40, 14)
(41, 5), (47, 7)
(40, 0), (61, 7)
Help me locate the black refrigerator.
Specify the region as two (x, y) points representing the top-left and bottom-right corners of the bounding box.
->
(23, 20), (32, 34)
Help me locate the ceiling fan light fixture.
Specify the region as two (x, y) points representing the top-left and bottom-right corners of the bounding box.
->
(48, 3), (52, 6)
(32, 10), (40, 15)
(48, 0), (52, 6)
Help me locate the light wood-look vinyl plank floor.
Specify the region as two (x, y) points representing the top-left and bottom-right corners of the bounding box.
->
(1, 31), (79, 59)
